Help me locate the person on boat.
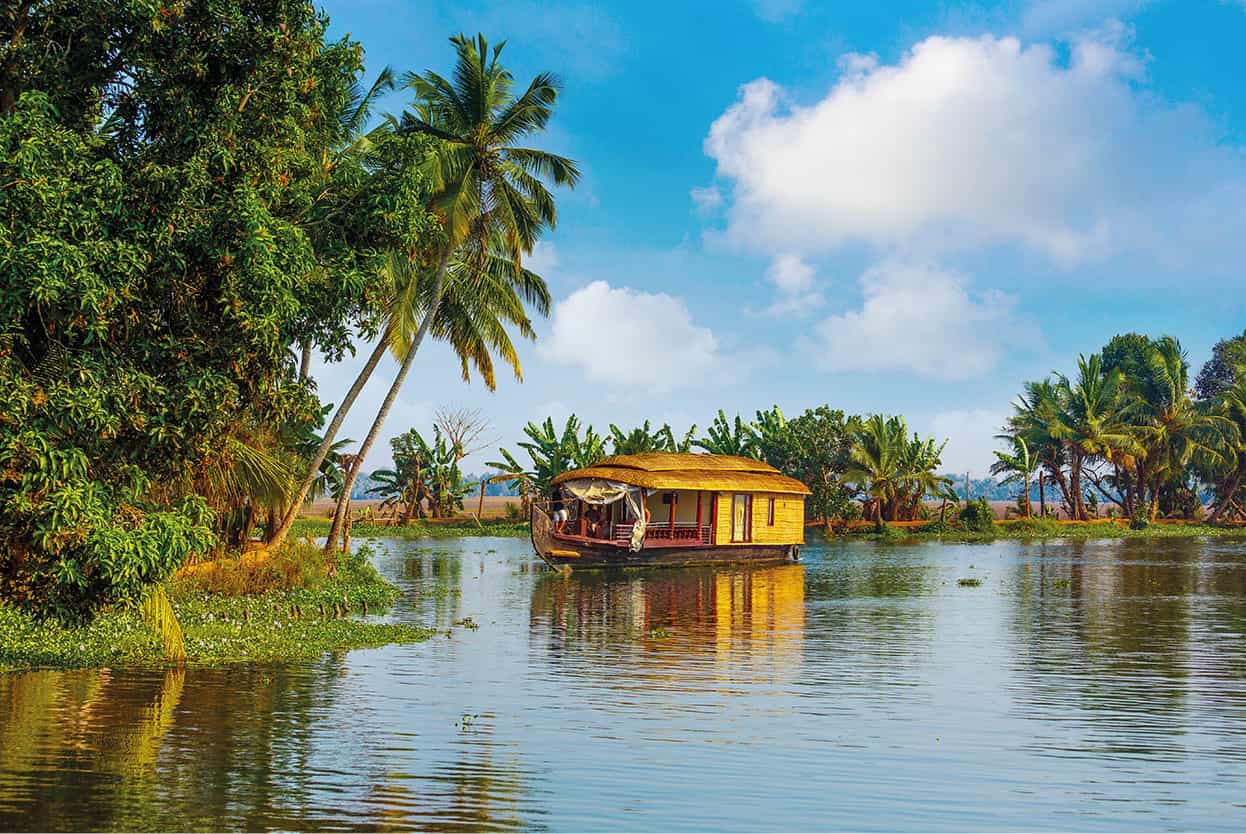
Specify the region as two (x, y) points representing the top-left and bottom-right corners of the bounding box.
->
(584, 505), (604, 538)
(551, 486), (569, 534)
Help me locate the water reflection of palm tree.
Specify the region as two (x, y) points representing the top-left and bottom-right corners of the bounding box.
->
(1005, 539), (1199, 757)
(0, 661), (346, 830)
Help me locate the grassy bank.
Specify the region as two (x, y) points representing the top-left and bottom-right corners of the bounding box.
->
(0, 545), (435, 670)
(835, 518), (1246, 543)
(292, 517), (530, 540)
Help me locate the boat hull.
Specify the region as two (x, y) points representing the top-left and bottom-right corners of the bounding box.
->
(531, 504), (799, 570)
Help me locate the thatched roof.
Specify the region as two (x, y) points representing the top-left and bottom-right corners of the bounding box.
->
(551, 452), (811, 495)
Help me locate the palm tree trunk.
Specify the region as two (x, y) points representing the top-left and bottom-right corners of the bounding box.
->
(268, 334), (391, 551)
(1038, 470), (1046, 518)
(1023, 470), (1032, 518)
(1209, 463), (1244, 522)
(327, 251), (453, 550)
(1069, 452), (1087, 521)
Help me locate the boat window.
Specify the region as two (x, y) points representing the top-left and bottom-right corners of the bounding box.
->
(767, 497), (775, 526)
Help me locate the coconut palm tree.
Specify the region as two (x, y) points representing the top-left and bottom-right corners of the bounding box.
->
(1126, 337), (1236, 519)
(1050, 354), (1138, 520)
(844, 414), (908, 523)
(324, 243), (552, 548)
(990, 435), (1036, 518)
(268, 65), (410, 548)
(323, 34), (578, 548)
(1007, 378), (1071, 516)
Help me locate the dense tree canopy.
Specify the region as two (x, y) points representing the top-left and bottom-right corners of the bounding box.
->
(0, 1), (438, 620)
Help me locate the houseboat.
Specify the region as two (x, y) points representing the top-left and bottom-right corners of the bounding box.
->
(531, 452), (811, 569)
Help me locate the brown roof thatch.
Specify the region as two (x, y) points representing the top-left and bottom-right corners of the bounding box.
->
(551, 453), (811, 495)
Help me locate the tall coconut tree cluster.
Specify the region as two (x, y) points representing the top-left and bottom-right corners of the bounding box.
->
(270, 33), (579, 552)
(998, 333), (1242, 521)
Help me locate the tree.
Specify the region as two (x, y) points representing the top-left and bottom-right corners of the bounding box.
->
(1127, 337), (1235, 519)
(844, 415), (950, 523)
(323, 33), (579, 548)
(769, 407), (859, 527)
(694, 410), (761, 458)
(608, 421), (697, 455)
(0, 2), (395, 622)
(1049, 354), (1136, 520)
(1195, 329), (1246, 401)
(990, 435), (1036, 518)
(487, 415), (606, 499)
(324, 240), (552, 549)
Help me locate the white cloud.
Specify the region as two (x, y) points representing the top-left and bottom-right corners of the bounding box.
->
(704, 29), (1234, 264)
(763, 254), (823, 316)
(540, 281), (720, 391)
(811, 261), (1035, 380)
(929, 409), (1010, 477)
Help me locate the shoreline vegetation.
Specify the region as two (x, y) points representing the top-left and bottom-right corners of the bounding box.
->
(0, 544), (435, 671)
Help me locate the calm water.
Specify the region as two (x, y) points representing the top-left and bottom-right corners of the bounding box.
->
(3, 536), (1246, 831)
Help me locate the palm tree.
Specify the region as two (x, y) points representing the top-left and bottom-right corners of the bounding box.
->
(844, 414), (907, 523)
(1050, 354), (1137, 521)
(990, 435), (1036, 518)
(1127, 337), (1236, 519)
(609, 421), (697, 455)
(324, 34), (578, 548)
(1207, 370), (1246, 521)
(323, 243), (553, 548)
(1007, 378), (1071, 517)
(268, 66), (409, 548)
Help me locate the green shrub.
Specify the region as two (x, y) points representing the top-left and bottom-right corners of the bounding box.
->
(503, 501), (524, 521)
(1130, 509), (1150, 530)
(959, 497), (996, 533)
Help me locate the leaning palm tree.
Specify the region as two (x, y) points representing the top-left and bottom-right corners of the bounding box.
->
(323, 34), (578, 548)
(268, 66), (406, 548)
(324, 245), (552, 547)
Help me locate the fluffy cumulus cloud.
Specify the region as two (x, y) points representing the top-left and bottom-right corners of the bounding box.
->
(540, 281), (720, 390)
(704, 29), (1235, 263)
(812, 261), (1034, 381)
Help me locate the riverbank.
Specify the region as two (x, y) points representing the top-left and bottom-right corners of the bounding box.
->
(0, 544), (436, 670)
(834, 517), (1246, 542)
(292, 517), (530, 540)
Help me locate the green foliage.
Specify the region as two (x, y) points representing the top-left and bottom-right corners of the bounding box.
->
(609, 421), (697, 455)
(694, 409), (764, 458)
(0, 543), (432, 669)
(845, 414), (951, 522)
(959, 497), (996, 533)
(487, 415), (605, 496)
(373, 425), (470, 521)
(0, 2), (441, 620)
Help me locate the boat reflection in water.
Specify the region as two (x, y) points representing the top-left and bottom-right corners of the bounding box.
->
(529, 563), (805, 689)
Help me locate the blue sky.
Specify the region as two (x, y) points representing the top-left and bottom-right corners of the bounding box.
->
(313, 0), (1246, 475)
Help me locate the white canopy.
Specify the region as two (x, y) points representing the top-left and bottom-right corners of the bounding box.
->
(558, 478), (647, 552)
